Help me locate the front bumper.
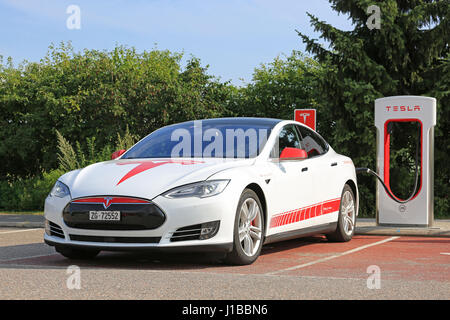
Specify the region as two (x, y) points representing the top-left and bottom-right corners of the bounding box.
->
(43, 190), (238, 253)
(44, 236), (233, 253)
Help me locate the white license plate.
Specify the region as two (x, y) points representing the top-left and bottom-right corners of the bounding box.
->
(89, 211), (121, 221)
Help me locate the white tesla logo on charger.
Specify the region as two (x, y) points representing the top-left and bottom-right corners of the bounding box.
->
(299, 113), (310, 122)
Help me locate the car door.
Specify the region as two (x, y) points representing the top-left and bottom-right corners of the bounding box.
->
(265, 124), (318, 235)
(295, 124), (341, 224)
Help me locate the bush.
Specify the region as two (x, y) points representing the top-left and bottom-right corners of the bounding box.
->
(0, 128), (136, 211)
(0, 169), (64, 211)
(0, 43), (234, 179)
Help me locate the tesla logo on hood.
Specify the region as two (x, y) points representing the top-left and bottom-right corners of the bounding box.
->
(103, 197), (113, 209)
(115, 159), (203, 186)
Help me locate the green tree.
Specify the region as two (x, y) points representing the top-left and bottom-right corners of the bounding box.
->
(0, 43), (234, 179)
(429, 53), (450, 216)
(232, 51), (322, 121)
(297, 0), (449, 216)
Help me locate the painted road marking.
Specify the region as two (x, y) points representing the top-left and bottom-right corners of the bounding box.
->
(0, 228), (42, 235)
(0, 253), (57, 262)
(440, 253), (450, 256)
(265, 236), (400, 275)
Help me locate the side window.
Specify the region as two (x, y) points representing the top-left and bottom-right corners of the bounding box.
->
(296, 125), (329, 158)
(271, 124), (302, 157)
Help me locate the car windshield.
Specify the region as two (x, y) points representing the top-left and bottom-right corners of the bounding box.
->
(122, 118), (279, 159)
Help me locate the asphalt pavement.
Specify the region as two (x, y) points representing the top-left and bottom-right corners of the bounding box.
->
(0, 227), (448, 299)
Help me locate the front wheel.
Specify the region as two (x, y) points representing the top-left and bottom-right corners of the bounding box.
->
(224, 189), (264, 265)
(326, 184), (356, 242)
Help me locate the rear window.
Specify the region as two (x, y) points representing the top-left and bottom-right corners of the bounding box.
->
(296, 125), (329, 157)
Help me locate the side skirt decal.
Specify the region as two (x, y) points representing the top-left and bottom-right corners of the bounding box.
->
(269, 198), (340, 229)
(264, 222), (338, 244)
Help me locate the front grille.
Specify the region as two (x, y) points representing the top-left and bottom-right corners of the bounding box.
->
(170, 224), (203, 242)
(49, 222), (65, 239)
(69, 234), (161, 244)
(63, 196), (166, 230)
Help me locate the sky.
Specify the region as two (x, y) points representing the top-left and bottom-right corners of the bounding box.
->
(0, 0), (354, 85)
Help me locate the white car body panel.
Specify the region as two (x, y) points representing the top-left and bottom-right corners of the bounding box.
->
(60, 158), (254, 200)
(44, 119), (358, 253)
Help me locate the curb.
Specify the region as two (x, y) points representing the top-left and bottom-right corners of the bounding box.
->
(0, 222), (44, 228)
(0, 214), (45, 229)
(355, 226), (450, 238)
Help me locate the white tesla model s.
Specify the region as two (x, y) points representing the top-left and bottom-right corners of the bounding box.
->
(44, 118), (358, 265)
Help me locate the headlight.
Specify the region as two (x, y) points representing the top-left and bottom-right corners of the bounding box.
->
(49, 180), (71, 198)
(162, 180), (230, 199)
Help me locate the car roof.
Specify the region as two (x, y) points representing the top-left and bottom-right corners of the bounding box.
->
(172, 117), (283, 128)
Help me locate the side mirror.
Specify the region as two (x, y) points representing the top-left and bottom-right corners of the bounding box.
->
(111, 149), (126, 160)
(280, 147), (308, 161)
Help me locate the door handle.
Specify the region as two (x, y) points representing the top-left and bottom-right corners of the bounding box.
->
(331, 162), (338, 167)
(301, 167), (308, 172)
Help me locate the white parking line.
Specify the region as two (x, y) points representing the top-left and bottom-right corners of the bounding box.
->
(0, 253), (57, 262)
(0, 228), (42, 235)
(265, 236), (400, 275)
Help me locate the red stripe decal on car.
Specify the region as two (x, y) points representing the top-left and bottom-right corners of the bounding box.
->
(72, 197), (150, 204)
(270, 198), (341, 228)
(115, 159), (203, 186)
(72, 196), (151, 209)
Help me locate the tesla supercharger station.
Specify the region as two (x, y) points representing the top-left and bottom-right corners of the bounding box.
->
(375, 96), (436, 227)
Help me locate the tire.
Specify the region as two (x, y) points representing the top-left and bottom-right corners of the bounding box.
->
(224, 189), (264, 265)
(55, 246), (100, 260)
(326, 184), (356, 242)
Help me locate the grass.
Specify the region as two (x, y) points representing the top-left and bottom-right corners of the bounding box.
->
(0, 211), (44, 215)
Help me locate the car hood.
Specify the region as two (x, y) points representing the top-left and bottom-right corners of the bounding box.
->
(59, 158), (254, 200)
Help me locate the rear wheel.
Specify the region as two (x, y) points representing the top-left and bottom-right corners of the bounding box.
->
(326, 184), (356, 242)
(56, 246), (100, 260)
(225, 189), (264, 265)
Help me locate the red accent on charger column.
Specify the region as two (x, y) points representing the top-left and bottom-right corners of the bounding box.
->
(383, 118), (423, 202)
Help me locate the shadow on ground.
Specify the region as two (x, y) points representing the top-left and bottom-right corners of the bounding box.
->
(0, 236), (328, 271)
